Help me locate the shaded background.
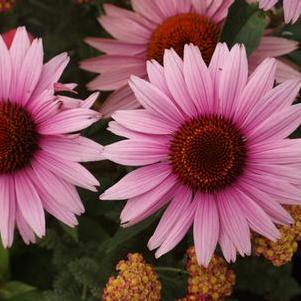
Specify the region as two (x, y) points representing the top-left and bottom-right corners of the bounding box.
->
(0, 0), (301, 300)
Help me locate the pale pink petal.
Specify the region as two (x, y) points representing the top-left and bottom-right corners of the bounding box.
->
(98, 15), (151, 44)
(16, 209), (36, 245)
(87, 63), (146, 91)
(219, 44), (248, 117)
(258, 0), (278, 10)
(16, 38), (44, 106)
(217, 189), (251, 256)
(275, 59), (301, 82)
(283, 0), (301, 23)
(100, 163), (172, 200)
(34, 151), (99, 191)
(148, 185), (191, 250)
(31, 159), (85, 215)
(120, 174), (177, 224)
(204, 0), (234, 23)
(219, 229), (237, 263)
(80, 55), (144, 73)
(194, 193), (219, 267)
(129, 75), (185, 125)
(102, 139), (169, 166)
(40, 135), (103, 162)
(249, 104), (301, 143)
(237, 179), (293, 225)
(0, 176), (15, 247)
(112, 109), (176, 135)
(183, 44), (214, 115)
(8, 27), (29, 102)
(31, 53), (69, 101)
(163, 48), (197, 117)
(132, 0), (164, 23)
(85, 37), (146, 56)
(14, 170), (45, 238)
(100, 85), (140, 118)
(242, 79), (301, 131)
(38, 108), (101, 135)
(233, 187), (280, 241)
(234, 58), (276, 124)
(103, 3), (155, 28)
(155, 199), (197, 258)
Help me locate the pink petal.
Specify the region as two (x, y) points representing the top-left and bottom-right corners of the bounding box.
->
(14, 170), (45, 238)
(85, 37), (146, 56)
(100, 85), (140, 118)
(102, 139), (169, 166)
(120, 174), (177, 224)
(217, 189), (251, 256)
(194, 193), (219, 267)
(218, 44), (248, 118)
(38, 108), (101, 135)
(112, 109), (176, 135)
(34, 151), (99, 191)
(163, 48), (197, 117)
(183, 44), (214, 115)
(40, 135), (103, 162)
(100, 163), (172, 200)
(129, 75), (185, 125)
(233, 187), (280, 241)
(0, 175), (15, 247)
(284, 0), (301, 23)
(148, 185), (192, 250)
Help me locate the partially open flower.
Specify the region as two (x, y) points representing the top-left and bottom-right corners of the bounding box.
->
(102, 253), (161, 301)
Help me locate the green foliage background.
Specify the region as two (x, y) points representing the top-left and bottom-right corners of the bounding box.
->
(0, 0), (301, 300)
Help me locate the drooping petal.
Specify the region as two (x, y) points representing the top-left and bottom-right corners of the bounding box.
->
(194, 193), (220, 267)
(100, 163), (172, 200)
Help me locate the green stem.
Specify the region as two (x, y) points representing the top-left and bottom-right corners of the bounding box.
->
(81, 285), (88, 301)
(155, 267), (189, 275)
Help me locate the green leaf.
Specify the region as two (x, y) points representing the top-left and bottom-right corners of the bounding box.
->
(234, 257), (301, 301)
(221, 0), (265, 55)
(0, 281), (36, 299)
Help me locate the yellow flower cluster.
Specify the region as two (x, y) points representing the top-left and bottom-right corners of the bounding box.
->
(0, 0), (15, 12)
(177, 247), (236, 301)
(102, 253), (162, 301)
(254, 205), (301, 266)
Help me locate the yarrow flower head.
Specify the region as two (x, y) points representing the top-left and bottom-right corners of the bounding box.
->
(81, 0), (300, 117)
(249, 0), (301, 24)
(0, 27), (102, 247)
(254, 205), (301, 266)
(177, 247), (236, 301)
(102, 253), (161, 301)
(0, 0), (16, 13)
(100, 43), (301, 266)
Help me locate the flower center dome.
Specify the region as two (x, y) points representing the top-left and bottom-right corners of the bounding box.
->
(0, 102), (39, 173)
(170, 116), (247, 192)
(147, 13), (221, 65)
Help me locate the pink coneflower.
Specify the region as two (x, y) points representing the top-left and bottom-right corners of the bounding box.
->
(253, 0), (301, 24)
(81, 0), (234, 117)
(81, 0), (300, 117)
(0, 27), (102, 247)
(100, 43), (301, 266)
